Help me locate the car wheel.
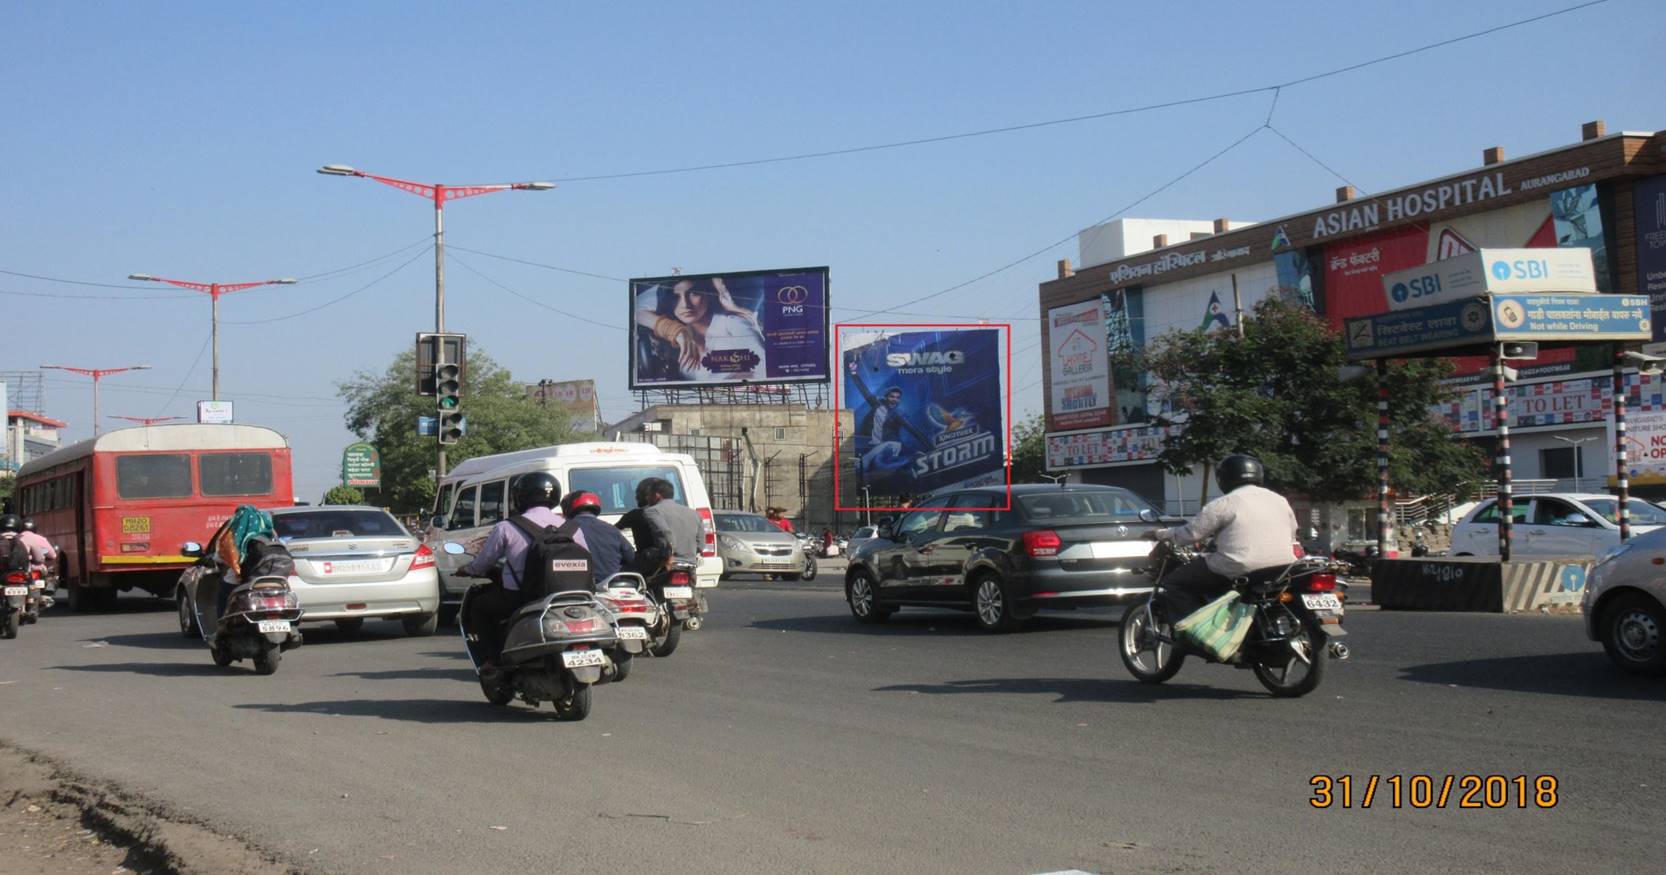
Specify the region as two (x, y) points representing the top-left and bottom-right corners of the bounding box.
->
(845, 570), (890, 624)
(438, 603), (460, 627)
(1601, 593), (1666, 676)
(177, 589), (199, 639)
(970, 574), (1022, 633)
(402, 612), (439, 637)
(334, 618), (365, 634)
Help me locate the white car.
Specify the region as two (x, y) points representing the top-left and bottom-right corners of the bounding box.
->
(1584, 528), (1666, 675)
(1449, 493), (1666, 559)
(271, 506), (441, 636)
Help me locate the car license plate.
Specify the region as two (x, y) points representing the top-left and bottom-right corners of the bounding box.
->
(1301, 594), (1343, 612)
(661, 585), (693, 599)
(321, 559), (383, 575)
(257, 620), (291, 634)
(3, 586), (26, 597)
(617, 626), (649, 641)
(561, 648), (605, 668)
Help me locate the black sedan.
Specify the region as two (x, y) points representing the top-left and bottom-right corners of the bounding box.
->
(844, 484), (1172, 632)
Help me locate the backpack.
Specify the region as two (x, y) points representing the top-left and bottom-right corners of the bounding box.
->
(509, 515), (593, 601)
(1, 537), (30, 574)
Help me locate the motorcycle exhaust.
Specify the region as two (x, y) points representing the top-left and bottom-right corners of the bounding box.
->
(1328, 642), (1351, 661)
(684, 616), (703, 632)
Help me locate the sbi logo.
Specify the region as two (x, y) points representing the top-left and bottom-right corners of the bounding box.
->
(1492, 259), (1550, 281)
(1391, 282), (1410, 303)
(1394, 275), (1441, 302)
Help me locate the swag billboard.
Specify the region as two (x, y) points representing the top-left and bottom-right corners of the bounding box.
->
(629, 267), (830, 389)
(842, 328), (1006, 501)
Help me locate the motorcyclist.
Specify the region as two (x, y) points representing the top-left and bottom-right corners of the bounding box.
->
(615, 478), (699, 577)
(0, 514), (31, 578)
(18, 518), (56, 577)
(559, 490), (635, 588)
(1144, 454), (1299, 616)
(461, 472), (586, 671)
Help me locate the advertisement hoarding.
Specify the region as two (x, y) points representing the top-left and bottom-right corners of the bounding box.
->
(1046, 424), (1171, 470)
(1047, 299), (1111, 430)
(530, 379), (599, 432)
(196, 401), (233, 424)
(341, 442), (381, 488)
(1380, 248), (1596, 311)
(628, 267), (830, 389)
(841, 328), (1006, 501)
(1633, 174), (1666, 345)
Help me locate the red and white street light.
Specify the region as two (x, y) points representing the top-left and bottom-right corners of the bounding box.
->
(127, 274), (297, 401)
(111, 415), (183, 427)
(317, 164), (554, 479)
(40, 365), (152, 437)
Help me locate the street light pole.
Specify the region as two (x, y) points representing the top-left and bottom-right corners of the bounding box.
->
(111, 415), (183, 427)
(127, 274), (297, 400)
(40, 365), (152, 437)
(316, 165), (554, 483)
(1552, 434), (1598, 492)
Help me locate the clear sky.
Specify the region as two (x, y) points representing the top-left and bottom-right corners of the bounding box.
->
(2, 0), (1658, 501)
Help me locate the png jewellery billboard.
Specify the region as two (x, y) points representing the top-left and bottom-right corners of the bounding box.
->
(629, 267), (830, 389)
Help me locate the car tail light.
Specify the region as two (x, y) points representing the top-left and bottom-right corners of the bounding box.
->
(411, 544), (435, 570)
(697, 508), (717, 558)
(1305, 572), (1338, 593)
(1022, 530), (1062, 558)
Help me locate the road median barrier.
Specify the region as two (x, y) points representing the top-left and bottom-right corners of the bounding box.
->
(1371, 556), (1590, 613)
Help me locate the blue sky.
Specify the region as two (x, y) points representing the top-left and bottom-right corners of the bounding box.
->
(2, 0), (1657, 501)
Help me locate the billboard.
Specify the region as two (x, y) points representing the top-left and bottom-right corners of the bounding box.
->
(1047, 299), (1112, 430)
(628, 267), (830, 389)
(530, 379), (599, 432)
(1633, 174), (1666, 344)
(842, 328), (1005, 499)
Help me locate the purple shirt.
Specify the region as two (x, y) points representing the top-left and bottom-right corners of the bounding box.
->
(462, 507), (587, 591)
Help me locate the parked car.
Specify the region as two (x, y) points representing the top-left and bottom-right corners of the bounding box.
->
(715, 510), (808, 579)
(843, 484), (1167, 632)
(1583, 528), (1666, 675)
(846, 525), (879, 555)
(1449, 493), (1666, 559)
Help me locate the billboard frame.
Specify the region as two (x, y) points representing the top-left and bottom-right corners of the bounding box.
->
(627, 265), (832, 391)
(833, 322), (1013, 513)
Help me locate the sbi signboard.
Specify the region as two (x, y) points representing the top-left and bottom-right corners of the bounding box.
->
(1382, 248), (1597, 311)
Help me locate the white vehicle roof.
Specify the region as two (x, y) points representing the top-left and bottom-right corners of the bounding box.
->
(441, 441), (697, 486)
(18, 424), (288, 478)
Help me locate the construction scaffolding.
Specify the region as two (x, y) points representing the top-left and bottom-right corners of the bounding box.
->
(632, 383), (828, 411)
(0, 371), (46, 413)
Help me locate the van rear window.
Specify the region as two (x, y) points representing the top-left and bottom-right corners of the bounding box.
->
(116, 454), (193, 499)
(569, 466), (686, 514)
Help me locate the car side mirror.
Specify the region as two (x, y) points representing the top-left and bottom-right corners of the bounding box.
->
(1138, 508), (1160, 523)
(181, 542), (203, 558)
(431, 515), (445, 529)
(441, 541), (468, 555)
(877, 525), (896, 542)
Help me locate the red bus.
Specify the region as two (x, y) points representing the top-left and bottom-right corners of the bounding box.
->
(15, 424), (294, 610)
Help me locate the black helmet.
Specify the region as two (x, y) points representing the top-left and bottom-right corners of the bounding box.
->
(21, 517), (36, 533)
(0, 514), (21, 534)
(511, 472), (562, 513)
(1215, 454), (1265, 494)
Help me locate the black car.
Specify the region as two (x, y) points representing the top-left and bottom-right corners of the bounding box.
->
(843, 484), (1172, 632)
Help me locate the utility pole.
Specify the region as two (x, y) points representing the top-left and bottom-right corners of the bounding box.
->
(40, 365), (151, 437)
(128, 275), (297, 400)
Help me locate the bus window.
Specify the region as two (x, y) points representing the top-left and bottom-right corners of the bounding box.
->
(117, 454), (193, 499)
(448, 486), (478, 530)
(199, 453), (274, 497)
(478, 480), (506, 527)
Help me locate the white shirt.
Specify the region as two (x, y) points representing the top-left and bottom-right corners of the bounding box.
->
(689, 313), (765, 381)
(1155, 484), (1298, 577)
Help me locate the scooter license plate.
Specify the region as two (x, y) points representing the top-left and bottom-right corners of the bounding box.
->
(3, 586), (27, 597)
(661, 585), (693, 599)
(617, 626), (649, 641)
(561, 648), (605, 668)
(1301, 594), (1343, 612)
(257, 620), (292, 634)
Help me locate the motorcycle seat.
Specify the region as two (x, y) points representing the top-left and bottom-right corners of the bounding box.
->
(1234, 565), (1294, 591)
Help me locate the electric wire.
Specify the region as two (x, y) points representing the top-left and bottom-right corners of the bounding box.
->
(221, 246), (430, 325)
(447, 254), (625, 330)
(153, 333), (212, 416)
(1266, 124), (1363, 192)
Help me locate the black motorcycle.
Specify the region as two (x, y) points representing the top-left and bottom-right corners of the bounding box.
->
(1119, 541), (1350, 698)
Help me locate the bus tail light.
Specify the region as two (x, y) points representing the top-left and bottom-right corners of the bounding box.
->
(411, 544), (435, 570)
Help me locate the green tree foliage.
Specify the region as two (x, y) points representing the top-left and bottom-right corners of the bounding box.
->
(1009, 414), (1049, 483)
(1144, 297), (1487, 504)
(339, 348), (577, 513)
(322, 485), (364, 505)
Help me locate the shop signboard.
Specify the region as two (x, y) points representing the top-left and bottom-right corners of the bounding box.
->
(341, 442), (381, 488)
(1346, 294), (1650, 359)
(1046, 299), (1111, 430)
(1381, 247), (1596, 311)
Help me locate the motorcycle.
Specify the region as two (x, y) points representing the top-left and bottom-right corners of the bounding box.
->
(643, 560), (701, 656)
(2, 568), (27, 639)
(443, 543), (618, 719)
(1331, 543), (1379, 577)
(23, 567), (53, 623)
(180, 539), (305, 675)
(1119, 540), (1350, 698)
(593, 572), (660, 682)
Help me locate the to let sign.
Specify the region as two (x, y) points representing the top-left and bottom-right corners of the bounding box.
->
(342, 442), (381, 488)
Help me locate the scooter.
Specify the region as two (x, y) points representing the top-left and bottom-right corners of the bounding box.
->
(181, 540), (305, 675)
(23, 568), (53, 623)
(593, 572), (660, 682)
(444, 543), (618, 719)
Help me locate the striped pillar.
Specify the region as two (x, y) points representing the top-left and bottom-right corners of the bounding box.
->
(1494, 350), (1512, 562)
(1377, 359), (1391, 560)
(1614, 354), (1631, 541)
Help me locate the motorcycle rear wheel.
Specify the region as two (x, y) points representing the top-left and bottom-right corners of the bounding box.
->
(649, 613), (681, 657)
(1252, 616), (1326, 698)
(612, 652), (633, 682)
(253, 643), (281, 676)
(1119, 600), (1183, 684)
(1, 610), (17, 639)
(553, 683), (592, 720)
(211, 644), (234, 667)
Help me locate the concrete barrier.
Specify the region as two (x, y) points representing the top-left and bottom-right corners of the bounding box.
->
(1371, 557), (1590, 613)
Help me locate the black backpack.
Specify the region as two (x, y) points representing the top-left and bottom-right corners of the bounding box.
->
(509, 515), (593, 600)
(1, 538), (30, 574)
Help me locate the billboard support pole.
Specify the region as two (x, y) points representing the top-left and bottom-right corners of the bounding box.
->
(1614, 350), (1631, 542)
(1376, 359), (1391, 562)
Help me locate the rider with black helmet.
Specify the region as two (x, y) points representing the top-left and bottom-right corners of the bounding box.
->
(559, 491), (636, 587)
(461, 471), (587, 668)
(1144, 454), (1299, 615)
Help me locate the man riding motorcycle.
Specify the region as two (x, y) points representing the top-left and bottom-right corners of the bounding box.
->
(1144, 454), (1299, 616)
(615, 477), (700, 576)
(18, 518), (56, 579)
(560, 490), (635, 588)
(461, 472), (586, 672)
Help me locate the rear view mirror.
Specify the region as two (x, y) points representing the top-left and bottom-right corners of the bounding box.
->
(441, 541), (468, 555)
(1138, 508), (1160, 523)
(181, 541), (203, 558)
(431, 515), (445, 530)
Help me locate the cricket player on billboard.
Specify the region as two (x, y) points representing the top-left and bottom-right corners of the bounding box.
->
(844, 329), (1004, 498)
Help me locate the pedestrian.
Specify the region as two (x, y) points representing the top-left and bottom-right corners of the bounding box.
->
(765, 506), (794, 534)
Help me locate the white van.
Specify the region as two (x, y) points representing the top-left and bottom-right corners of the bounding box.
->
(425, 442), (720, 607)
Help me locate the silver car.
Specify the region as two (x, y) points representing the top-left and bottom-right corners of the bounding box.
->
(271, 506), (442, 636)
(1583, 529), (1666, 675)
(714, 511), (807, 580)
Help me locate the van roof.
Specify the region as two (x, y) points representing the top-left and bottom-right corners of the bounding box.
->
(441, 441), (669, 483)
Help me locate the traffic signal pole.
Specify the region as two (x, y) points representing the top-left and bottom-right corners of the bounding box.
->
(434, 191), (446, 483)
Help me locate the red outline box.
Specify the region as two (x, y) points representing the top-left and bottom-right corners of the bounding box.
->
(833, 322), (1013, 513)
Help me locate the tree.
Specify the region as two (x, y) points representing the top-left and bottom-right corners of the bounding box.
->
(1009, 414), (1049, 483)
(1144, 297), (1487, 504)
(322, 485), (364, 505)
(338, 347), (578, 513)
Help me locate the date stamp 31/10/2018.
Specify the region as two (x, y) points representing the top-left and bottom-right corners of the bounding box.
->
(1309, 775), (1559, 810)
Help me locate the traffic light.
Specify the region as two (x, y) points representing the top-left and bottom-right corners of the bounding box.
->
(415, 333), (465, 396)
(437, 411), (465, 445)
(435, 362), (462, 411)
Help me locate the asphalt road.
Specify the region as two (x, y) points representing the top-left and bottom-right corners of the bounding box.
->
(2, 582), (1663, 875)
